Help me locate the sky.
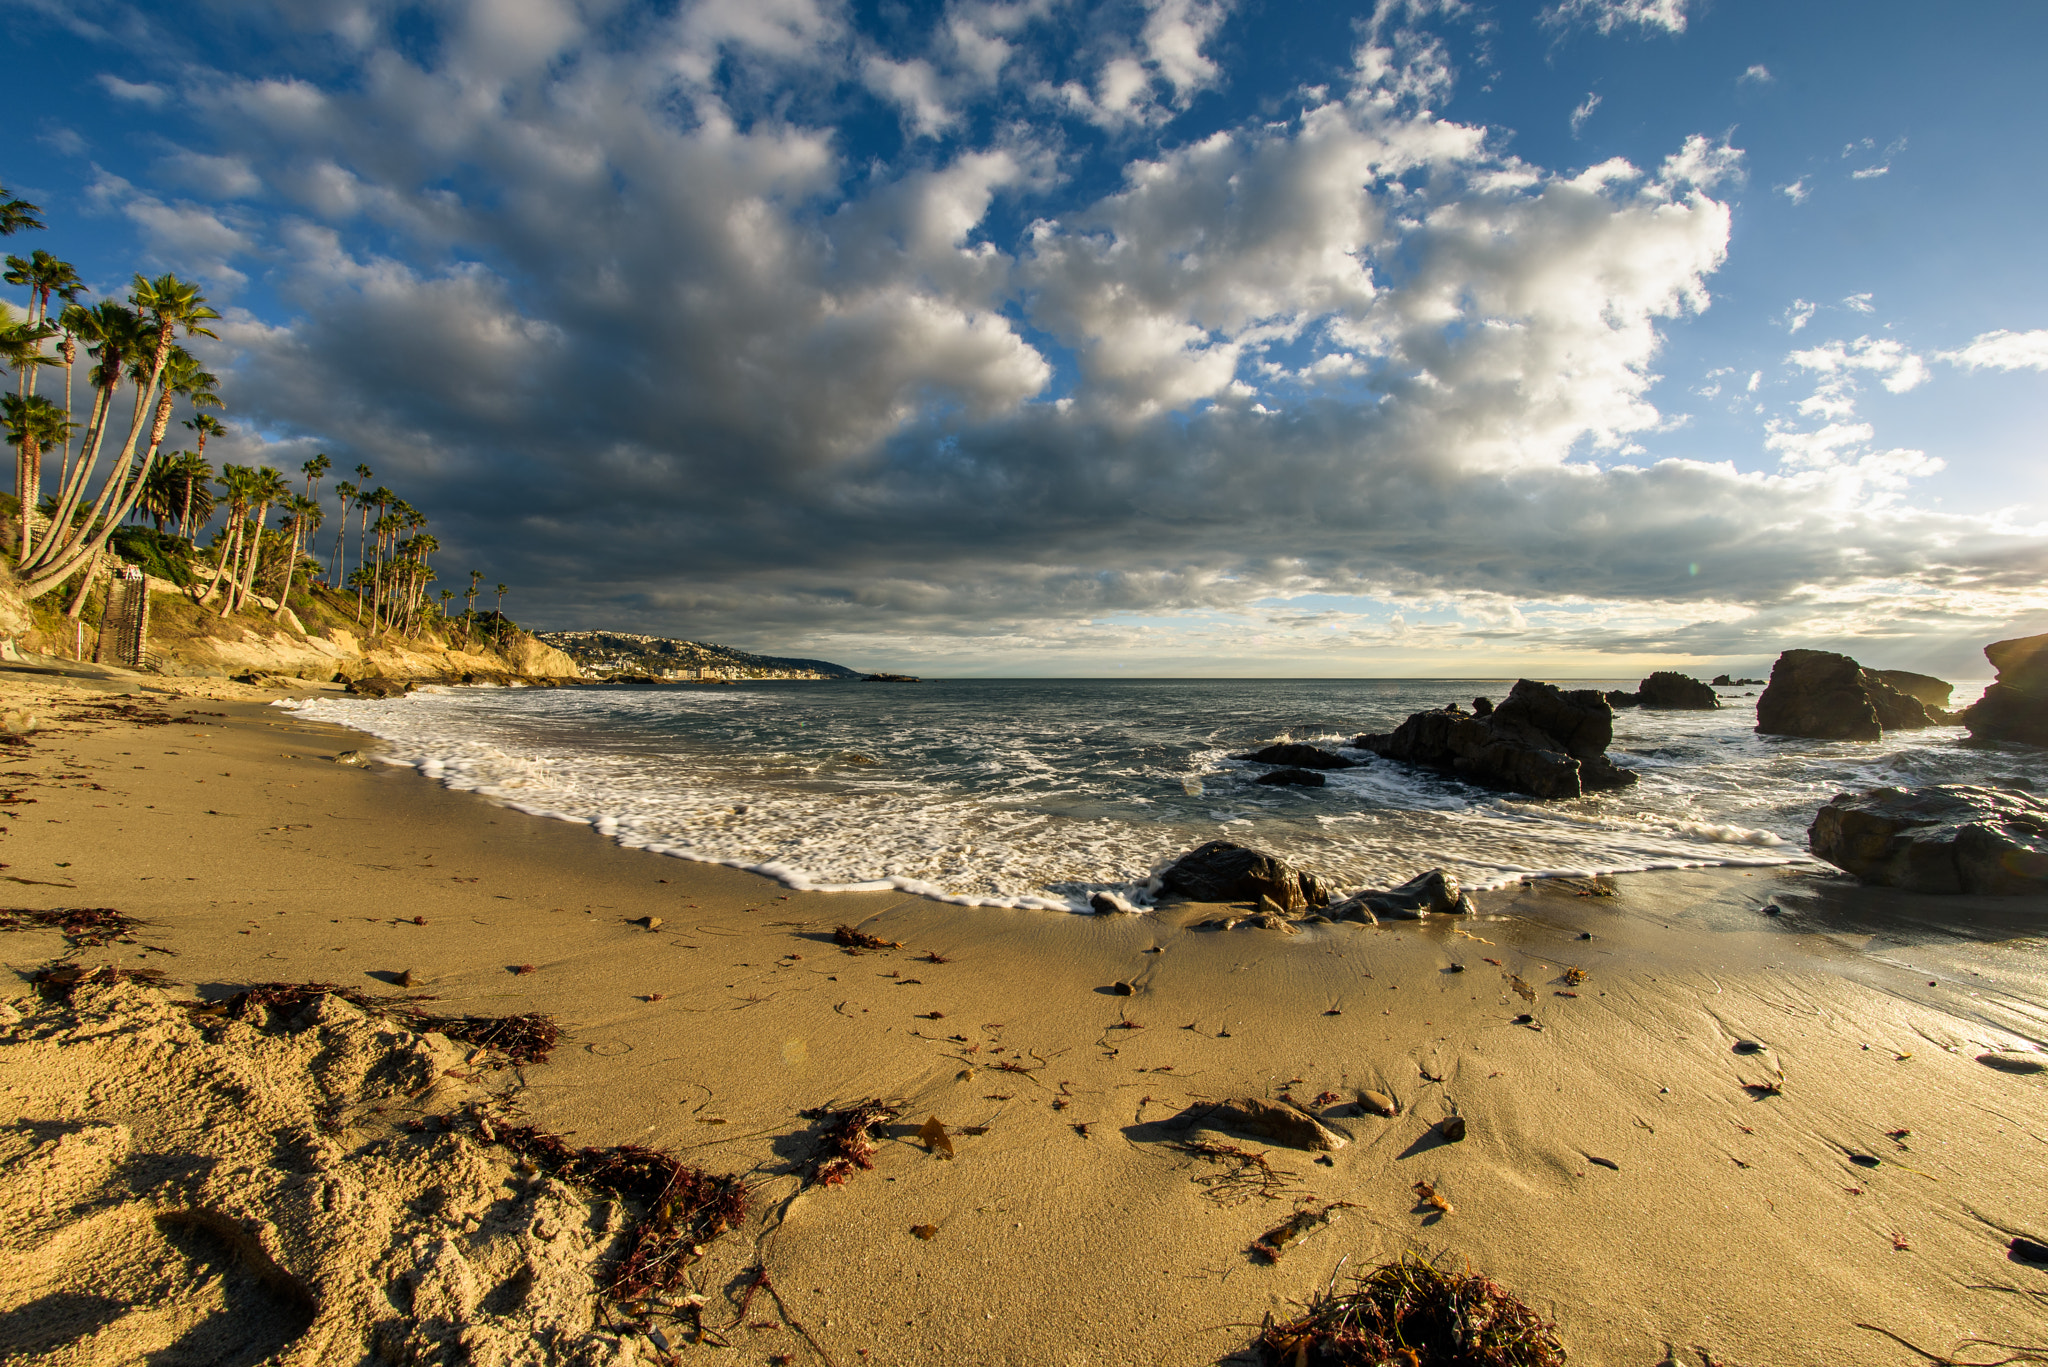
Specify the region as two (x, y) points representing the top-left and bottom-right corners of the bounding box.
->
(4, 0), (2046, 678)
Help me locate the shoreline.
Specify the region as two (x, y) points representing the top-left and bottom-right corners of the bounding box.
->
(277, 679), (1858, 912)
(3, 667), (2045, 1365)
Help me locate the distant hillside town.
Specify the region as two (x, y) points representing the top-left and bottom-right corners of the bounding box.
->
(536, 630), (862, 681)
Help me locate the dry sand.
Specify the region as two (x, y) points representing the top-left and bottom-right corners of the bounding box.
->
(2, 662), (2045, 1366)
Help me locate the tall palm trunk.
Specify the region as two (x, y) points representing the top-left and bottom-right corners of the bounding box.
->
(234, 499), (274, 610)
(207, 516), (243, 610)
(330, 492), (350, 583)
(273, 520), (302, 619)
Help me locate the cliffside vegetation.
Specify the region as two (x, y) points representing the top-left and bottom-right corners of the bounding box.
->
(0, 183), (544, 675)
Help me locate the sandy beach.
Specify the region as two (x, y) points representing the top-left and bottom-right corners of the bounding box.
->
(3, 665), (2046, 1366)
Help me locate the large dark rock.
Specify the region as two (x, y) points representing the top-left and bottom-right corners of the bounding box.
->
(1963, 633), (2048, 747)
(1329, 869), (1476, 923)
(1874, 670), (1954, 711)
(1633, 671), (1719, 710)
(1354, 680), (1638, 800)
(1755, 650), (1938, 741)
(1156, 840), (1330, 910)
(1235, 743), (1358, 769)
(1809, 785), (2048, 895)
(345, 675), (414, 699)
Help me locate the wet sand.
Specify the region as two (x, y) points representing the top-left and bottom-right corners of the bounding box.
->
(3, 665), (2046, 1366)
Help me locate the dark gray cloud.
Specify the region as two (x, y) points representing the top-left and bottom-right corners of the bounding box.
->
(49, 0), (2044, 670)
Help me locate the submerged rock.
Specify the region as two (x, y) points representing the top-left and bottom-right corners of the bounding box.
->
(346, 675), (414, 699)
(1963, 633), (2048, 747)
(1755, 649), (1939, 741)
(1354, 679), (1637, 800)
(1254, 767), (1326, 787)
(1808, 785), (2048, 895)
(1234, 743), (1358, 769)
(1329, 868), (1476, 923)
(1156, 840), (1330, 911)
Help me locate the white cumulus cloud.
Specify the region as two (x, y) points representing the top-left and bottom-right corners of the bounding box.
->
(1939, 329), (2048, 372)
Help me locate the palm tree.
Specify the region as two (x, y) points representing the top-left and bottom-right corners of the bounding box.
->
(0, 183), (42, 237)
(4, 251), (88, 355)
(465, 569), (482, 642)
(494, 583), (508, 647)
(2, 393), (76, 552)
(227, 465), (289, 614)
(179, 414), (225, 536)
(273, 494), (322, 619)
(302, 452), (329, 500)
(162, 451), (216, 538)
(132, 452), (184, 531)
(21, 273), (219, 602)
(329, 478), (357, 583)
(203, 464), (256, 606)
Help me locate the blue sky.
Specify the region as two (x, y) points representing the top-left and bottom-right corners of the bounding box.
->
(4, 0), (2045, 676)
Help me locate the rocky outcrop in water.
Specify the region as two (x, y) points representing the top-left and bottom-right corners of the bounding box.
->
(1711, 674), (1764, 686)
(1354, 679), (1637, 800)
(1633, 671), (1720, 709)
(1874, 670), (1954, 711)
(1608, 672), (1716, 709)
(1235, 743), (1358, 769)
(1963, 633), (2048, 747)
(1155, 840), (1329, 910)
(1808, 785), (2048, 895)
(1329, 869), (1476, 923)
(1754, 650), (1940, 741)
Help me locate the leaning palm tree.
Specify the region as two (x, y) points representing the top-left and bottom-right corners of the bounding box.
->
(203, 464), (256, 606)
(226, 465), (289, 615)
(20, 273), (219, 602)
(272, 494), (322, 619)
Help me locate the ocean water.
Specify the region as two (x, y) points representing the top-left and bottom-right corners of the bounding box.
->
(280, 677), (2035, 912)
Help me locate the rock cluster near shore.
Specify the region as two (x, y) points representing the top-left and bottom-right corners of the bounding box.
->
(1962, 632), (2048, 747)
(1809, 785), (2048, 895)
(1356, 679), (1636, 800)
(1755, 649), (1945, 741)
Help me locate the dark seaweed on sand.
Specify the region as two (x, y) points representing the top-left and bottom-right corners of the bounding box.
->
(210, 982), (564, 1064)
(1257, 1253), (1566, 1367)
(0, 906), (143, 948)
(800, 1099), (901, 1186)
(833, 924), (903, 950)
(494, 1126), (747, 1300)
(427, 1012), (562, 1065)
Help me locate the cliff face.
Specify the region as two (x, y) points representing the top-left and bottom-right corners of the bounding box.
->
(0, 572), (580, 683)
